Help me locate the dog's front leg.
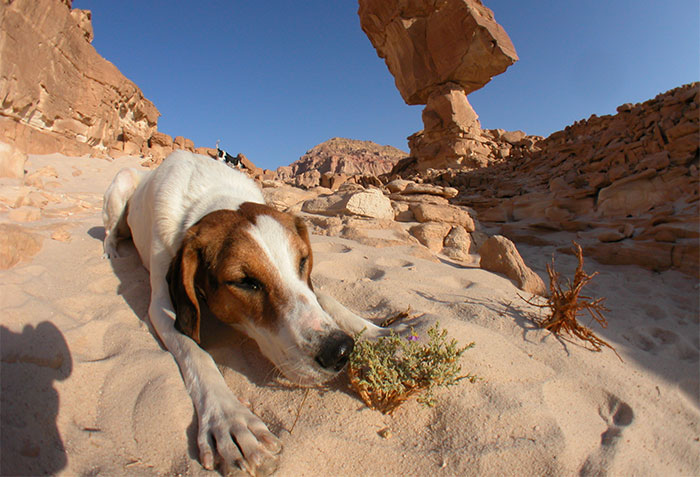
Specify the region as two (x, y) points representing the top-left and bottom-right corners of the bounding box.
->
(316, 292), (409, 339)
(148, 279), (282, 476)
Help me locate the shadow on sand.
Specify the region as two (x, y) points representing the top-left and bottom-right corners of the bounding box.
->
(0, 322), (72, 476)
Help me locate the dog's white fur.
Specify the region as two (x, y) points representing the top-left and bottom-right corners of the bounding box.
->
(102, 151), (392, 475)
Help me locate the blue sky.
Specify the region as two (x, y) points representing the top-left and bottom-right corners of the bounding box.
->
(74, 1), (699, 170)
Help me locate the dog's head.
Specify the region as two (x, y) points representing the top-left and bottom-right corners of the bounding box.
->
(166, 203), (353, 385)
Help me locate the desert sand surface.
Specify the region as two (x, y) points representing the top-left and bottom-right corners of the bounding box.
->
(1, 153), (699, 476)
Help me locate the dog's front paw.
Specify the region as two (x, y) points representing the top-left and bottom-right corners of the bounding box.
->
(196, 391), (282, 476)
(102, 241), (120, 259)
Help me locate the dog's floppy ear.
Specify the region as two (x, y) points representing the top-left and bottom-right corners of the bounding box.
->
(294, 216), (314, 289)
(167, 235), (203, 343)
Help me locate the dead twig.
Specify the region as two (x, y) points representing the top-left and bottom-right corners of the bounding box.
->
(289, 388), (310, 434)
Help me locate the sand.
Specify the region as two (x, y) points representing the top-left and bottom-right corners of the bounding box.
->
(1, 153), (698, 476)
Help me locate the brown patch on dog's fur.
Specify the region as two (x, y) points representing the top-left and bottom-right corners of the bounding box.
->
(167, 203), (313, 342)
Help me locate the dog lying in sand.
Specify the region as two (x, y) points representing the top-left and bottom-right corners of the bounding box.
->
(102, 151), (397, 475)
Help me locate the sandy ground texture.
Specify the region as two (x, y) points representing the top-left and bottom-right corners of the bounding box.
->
(1, 153), (699, 476)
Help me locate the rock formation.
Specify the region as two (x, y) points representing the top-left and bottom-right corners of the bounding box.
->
(479, 235), (546, 296)
(358, 0), (518, 105)
(276, 137), (407, 188)
(0, 0), (201, 162)
(0, 0), (160, 157)
(427, 83), (700, 277)
(0, 142), (27, 179)
(266, 174), (543, 294)
(391, 124), (541, 175)
(359, 0), (518, 170)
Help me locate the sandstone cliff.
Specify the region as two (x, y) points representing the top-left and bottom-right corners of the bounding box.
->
(0, 0), (163, 158)
(276, 137), (407, 188)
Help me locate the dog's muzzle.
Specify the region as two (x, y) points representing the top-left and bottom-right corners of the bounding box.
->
(314, 331), (354, 372)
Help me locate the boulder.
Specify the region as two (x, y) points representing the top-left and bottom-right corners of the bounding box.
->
(597, 170), (685, 217)
(389, 193), (449, 205)
(358, 0), (518, 105)
(385, 179), (413, 193)
(479, 235), (546, 296)
(262, 185), (321, 213)
(149, 131), (173, 147)
(301, 194), (347, 216)
(320, 172), (348, 190)
(0, 142), (27, 178)
(148, 132), (173, 162)
(0, 224), (43, 269)
(442, 226), (473, 260)
(173, 136), (195, 152)
(195, 147), (217, 158)
(391, 201), (415, 222)
(302, 188), (393, 219)
(344, 189), (394, 219)
(597, 224), (634, 243)
(294, 170), (322, 189)
(401, 182), (459, 198)
(408, 222), (452, 252)
(411, 203), (475, 231)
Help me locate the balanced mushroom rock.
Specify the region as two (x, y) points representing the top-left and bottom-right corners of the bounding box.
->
(358, 0), (518, 170)
(358, 0), (518, 105)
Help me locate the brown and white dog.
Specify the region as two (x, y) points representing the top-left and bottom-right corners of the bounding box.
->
(102, 151), (396, 475)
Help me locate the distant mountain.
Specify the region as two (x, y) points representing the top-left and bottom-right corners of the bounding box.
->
(276, 137), (408, 186)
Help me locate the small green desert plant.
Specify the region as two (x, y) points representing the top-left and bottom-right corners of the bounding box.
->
(347, 323), (476, 414)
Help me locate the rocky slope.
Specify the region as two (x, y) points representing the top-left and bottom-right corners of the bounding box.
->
(276, 137), (407, 188)
(420, 83), (699, 276)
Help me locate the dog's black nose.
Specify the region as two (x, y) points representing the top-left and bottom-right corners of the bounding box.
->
(315, 332), (354, 371)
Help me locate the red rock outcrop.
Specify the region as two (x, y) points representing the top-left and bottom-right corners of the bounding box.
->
(0, 0), (162, 158)
(359, 0), (518, 170)
(276, 137), (407, 188)
(0, 142), (27, 179)
(358, 0), (517, 105)
(390, 125), (542, 174)
(428, 83), (700, 276)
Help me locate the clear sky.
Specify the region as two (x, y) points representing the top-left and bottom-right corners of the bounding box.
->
(73, 1), (699, 171)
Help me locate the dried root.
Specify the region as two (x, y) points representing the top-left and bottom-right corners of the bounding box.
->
(380, 307), (412, 327)
(524, 242), (621, 360)
(347, 323), (476, 414)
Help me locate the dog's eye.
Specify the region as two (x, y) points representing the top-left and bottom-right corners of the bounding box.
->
(226, 276), (263, 292)
(299, 256), (308, 275)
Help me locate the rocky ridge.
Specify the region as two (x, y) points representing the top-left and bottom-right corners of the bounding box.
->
(275, 137), (407, 189)
(416, 83), (699, 276)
